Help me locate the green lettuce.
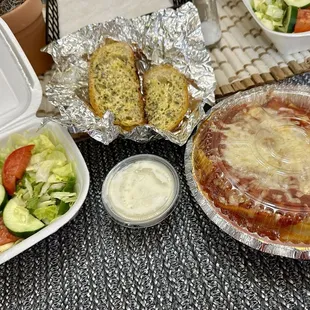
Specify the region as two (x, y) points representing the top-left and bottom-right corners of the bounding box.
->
(252, 0), (287, 31)
(0, 131), (77, 224)
(33, 205), (59, 224)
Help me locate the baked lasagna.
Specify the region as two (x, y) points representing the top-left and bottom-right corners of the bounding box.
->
(192, 95), (310, 244)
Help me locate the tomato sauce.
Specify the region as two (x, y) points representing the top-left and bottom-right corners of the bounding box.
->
(193, 96), (310, 243)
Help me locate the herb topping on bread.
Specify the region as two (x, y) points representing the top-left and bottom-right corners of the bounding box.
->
(143, 64), (189, 131)
(88, 40), (145, 127)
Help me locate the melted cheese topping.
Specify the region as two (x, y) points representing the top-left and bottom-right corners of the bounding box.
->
(218, 106), (310, 198)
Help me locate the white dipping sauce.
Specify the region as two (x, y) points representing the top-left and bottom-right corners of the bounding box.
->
(106, 160), (176, 222)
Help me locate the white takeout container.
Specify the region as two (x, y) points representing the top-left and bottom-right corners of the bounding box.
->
(0, 19), (90, 265)
(242, 0), (310, 55)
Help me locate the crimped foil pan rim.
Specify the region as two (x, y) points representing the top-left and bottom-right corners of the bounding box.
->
(184, 84), (310, 260)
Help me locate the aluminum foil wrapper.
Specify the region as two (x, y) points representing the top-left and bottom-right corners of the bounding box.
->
(43, 2), (215, 145)
(185, 83), (310, 260)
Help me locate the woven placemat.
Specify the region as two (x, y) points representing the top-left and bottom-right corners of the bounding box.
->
(211, 0), (310, 97)
(37, 0), (310, 117)
(1, 74), (310, 310)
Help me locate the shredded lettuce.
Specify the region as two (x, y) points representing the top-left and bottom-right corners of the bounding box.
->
(27, 196), (39, 211)
(33, 205), (59, 224)
(51, 192), (77, 204)
(0, 131), (77, 224)
(252, 0), (287, 31)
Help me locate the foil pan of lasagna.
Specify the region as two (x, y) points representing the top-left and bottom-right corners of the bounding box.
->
(185, 84), (310, 259)
(42, 2), (215, 146)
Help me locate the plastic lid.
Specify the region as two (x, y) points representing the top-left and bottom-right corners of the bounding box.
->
(102, 154), (180, 228)
(0, 19), (41, 133)
(193, 89), (310, 244)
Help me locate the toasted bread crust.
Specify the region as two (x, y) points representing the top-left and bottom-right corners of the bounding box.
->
(143, 64), (189, 131)
(89, 41), (145, 127)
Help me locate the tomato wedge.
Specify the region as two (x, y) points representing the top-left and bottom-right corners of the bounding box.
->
(294, 9), (310, 33)
(2, 145), (34, 196)
(0, 217), (19, 246)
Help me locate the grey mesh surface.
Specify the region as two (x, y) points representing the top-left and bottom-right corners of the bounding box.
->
(0, 74), (310, 309)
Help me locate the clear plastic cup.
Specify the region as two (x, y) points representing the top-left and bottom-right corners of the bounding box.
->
(102, 154), (180, 228)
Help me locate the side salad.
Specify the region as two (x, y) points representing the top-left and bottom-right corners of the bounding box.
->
(0, 131), (77, 253)
(251, 0), (310, 33)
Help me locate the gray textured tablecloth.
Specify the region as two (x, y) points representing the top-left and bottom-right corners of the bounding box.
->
(1, 74), (310, 310)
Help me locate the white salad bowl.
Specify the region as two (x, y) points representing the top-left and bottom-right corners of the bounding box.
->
(242, 0), (310, 55)
(0, 18), (90, 265)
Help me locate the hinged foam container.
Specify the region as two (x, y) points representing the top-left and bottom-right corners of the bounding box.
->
(0, 19), (90, 265)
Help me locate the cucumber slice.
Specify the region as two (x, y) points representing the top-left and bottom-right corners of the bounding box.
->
(278, 5), (298, 32)
(0, 185), (8, 212)
(284, 0), (310, 8)
(3, 199), (45, 238)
